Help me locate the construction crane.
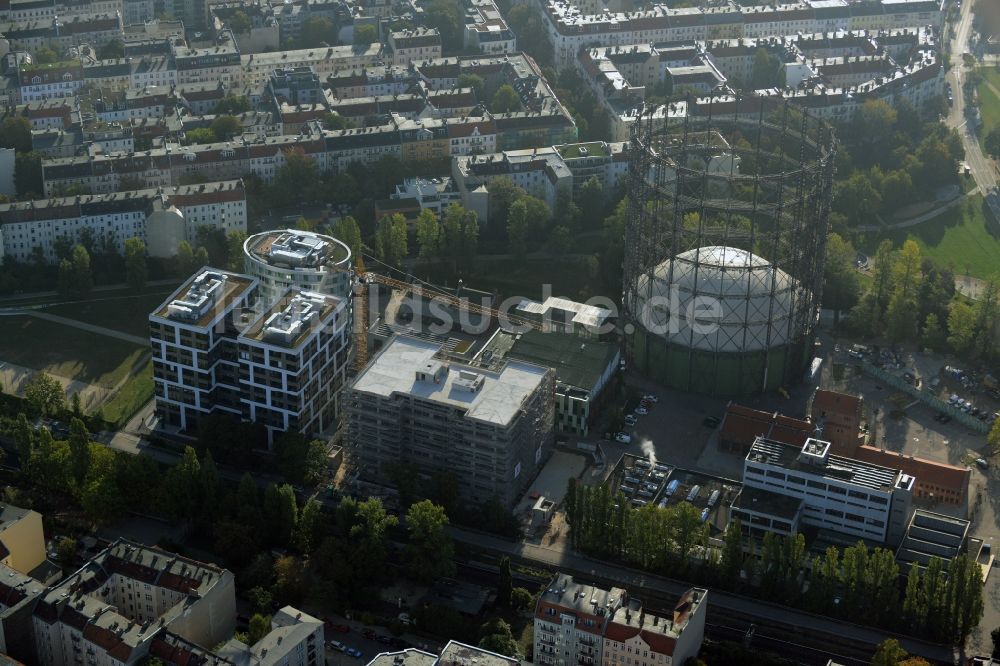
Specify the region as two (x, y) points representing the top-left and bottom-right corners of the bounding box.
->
(351, 256), (542, 371)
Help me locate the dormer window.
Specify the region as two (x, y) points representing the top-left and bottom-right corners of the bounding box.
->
(62, 72), (73, 81)
(31, 76), (41, 85)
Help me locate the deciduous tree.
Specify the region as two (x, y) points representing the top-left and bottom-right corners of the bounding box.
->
(124, 237), (147, 290)
(405, 499), (454, 582)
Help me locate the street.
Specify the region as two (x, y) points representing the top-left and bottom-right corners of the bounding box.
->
(947, 0), (999, 200)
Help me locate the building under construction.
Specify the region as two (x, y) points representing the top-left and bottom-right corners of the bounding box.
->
(343, 334), (556, 508)
(622, 98), (836, 395)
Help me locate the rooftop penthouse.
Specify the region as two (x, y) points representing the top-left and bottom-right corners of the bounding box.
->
(241, 290), (341, 349)
(154, 269), (256, 328)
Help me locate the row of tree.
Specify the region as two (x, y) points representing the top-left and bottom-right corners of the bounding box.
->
(832, 99), (959, 225)
(825, 227), (1000, 365)
(564, 480), (983, 643)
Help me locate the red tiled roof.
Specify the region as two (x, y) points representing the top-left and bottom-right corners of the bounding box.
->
(812, 389), (861, 416)
(721, 403), (812, 448)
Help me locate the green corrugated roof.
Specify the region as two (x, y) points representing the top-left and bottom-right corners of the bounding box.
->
(507, 329), (618, 392)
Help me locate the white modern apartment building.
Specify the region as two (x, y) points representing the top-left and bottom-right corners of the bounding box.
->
(150, 269), (350, 444)
(738, 436), (914, 544)
(345, 335), (556, 508)
(0, 180), (247, 263)
(534, 574), (708, 666)
(32, 539), (236, 666)
(237, 289), (349, 443)
(243, 229), (354, 306)
(150, 270), (259, 433)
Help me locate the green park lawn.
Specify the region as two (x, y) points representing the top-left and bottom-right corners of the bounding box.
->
(42, 290), (174, 338)
(0, 315), (149, 388)
(100, 360), (153, 427)
(976, 68), (1000, 136)
(864, 195), (1000, 279)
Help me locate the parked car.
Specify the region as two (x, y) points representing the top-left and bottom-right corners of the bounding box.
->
(702, 415), (721, 428)
(328, 641), (346, 652)
(643, 394), (659, 403)
(976, 458), (989, 470)
(635, 406), (649, 416)
(346, 648), (363, 659)
(615, 432), (632, 444)
(398, 613), (414, 626)
(624, 415), (637, 427)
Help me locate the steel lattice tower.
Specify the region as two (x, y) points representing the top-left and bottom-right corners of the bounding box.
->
(622, 96), (836, 395)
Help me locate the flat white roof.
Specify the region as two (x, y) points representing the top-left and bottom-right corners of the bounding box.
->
(352, 336), (548, 426)
(515, 296), (612, 328)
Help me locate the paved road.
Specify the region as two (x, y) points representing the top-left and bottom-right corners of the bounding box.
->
(0, 309), (150, 346)
(948, 0), (998, 197)
(446, 526), (958, 665)
(0, 279), (180, 305)
(854, 190), (975, 231)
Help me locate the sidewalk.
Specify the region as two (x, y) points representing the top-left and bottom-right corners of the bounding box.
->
(854, 190), (976, 232)
(0, 278), (179, 304)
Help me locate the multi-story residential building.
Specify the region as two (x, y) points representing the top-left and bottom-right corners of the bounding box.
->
(1, 12), (123, 53)
(453, 146), (573, 220)
(237, 288), (349, 443)
(0, 180), (247, 262)
(346, 335), (556, 507)
(150, 268), (350, 443)
(150, 269), (260, 433)
(242, 229), (353, 305)
(32, 539), (236, 666)
(388, 176), (463, 216)
(268, 65), (325, 106)
(437, 641), (521, 666)
(210, 1), (279, 54)
(90, 86), (173, 122)
(3, 0), (121, 21)
(0, 561), (44, 664)
(736, 436), (914, 544)
(388, 27), (442, 65)
(539, 0), (942, 68)
(602, 588), (707, 666)
(0, 148), (13, 197)
(17, 60), (84, 102)
(5, 99), (75, 128)
(217, 606), (324, 665)
(463, 0), (516, 55)
(0, 504), (45, 575)
(123, 0), (156, 25)
(555, 141), (628, 197)
(238, 43), (384, 90)
(174, 41), (242, 86)
(534, 574), (626, 666)
(368, 641), (520, 666)
(534, 573), (709, 666)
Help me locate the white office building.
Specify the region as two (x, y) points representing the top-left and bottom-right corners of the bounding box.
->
(739, 436), (914, 544)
